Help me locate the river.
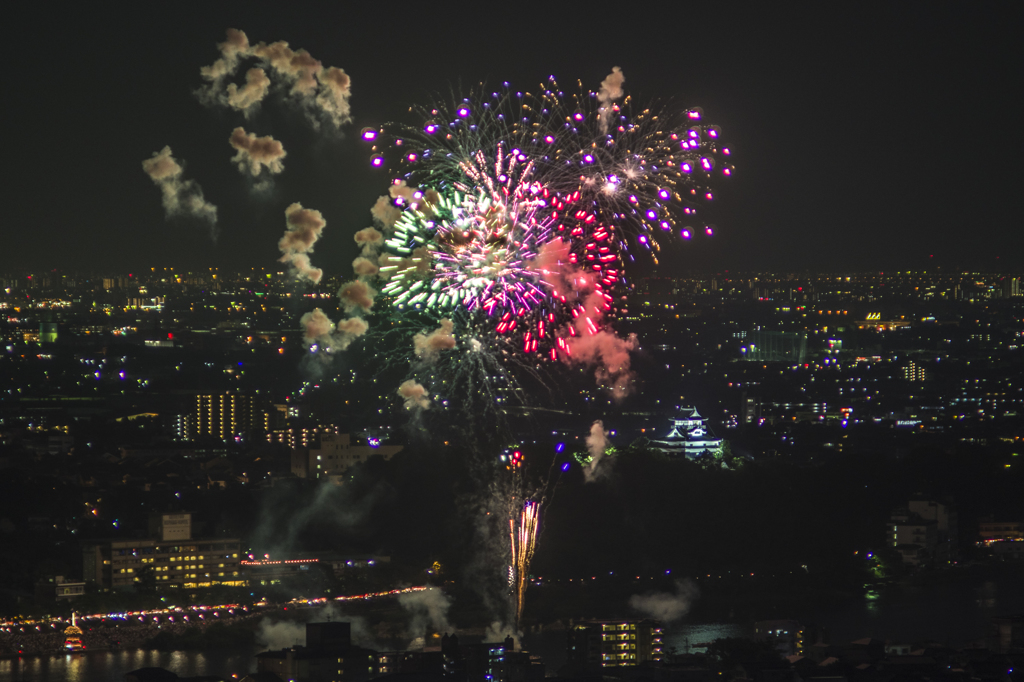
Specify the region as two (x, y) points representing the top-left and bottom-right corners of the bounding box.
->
(3, 563), (1022, 681)
(0, 647), (256, 682)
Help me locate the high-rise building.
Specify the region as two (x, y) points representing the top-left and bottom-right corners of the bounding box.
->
(194, 393), (269, 441)
(901, 361), (927, 382)
(83, 514), (242, 590)
(740, 392), (761, 425)
(303, 433), (403, 482)
(753, 620), (806, 657)
(567, 620), (664, 670)
(909, 499), (958, 564)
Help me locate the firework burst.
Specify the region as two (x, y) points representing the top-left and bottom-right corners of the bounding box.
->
(360, 71), (730, 367)
(337, 70), (731, 627)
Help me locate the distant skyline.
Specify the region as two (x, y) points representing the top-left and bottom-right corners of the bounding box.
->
(5, 3), (1022, 274)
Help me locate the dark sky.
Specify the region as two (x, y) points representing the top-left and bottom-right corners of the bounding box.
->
(5, 3), (1022, 275)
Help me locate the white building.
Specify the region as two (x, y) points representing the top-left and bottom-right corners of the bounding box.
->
(650, 407), (723, 458)
(298, 433), (403, 484)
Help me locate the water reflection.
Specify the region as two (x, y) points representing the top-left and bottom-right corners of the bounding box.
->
(667, 623), (745, 654)
(975, 580), (997, 609)
(0, 647), (256, 682)
(864, 587), (880, 615)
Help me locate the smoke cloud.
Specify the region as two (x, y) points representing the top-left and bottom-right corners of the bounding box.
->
(333, 317), (370, 350)
(413, 319), (456, 362)
(229, 127), (286, 176)
(398, 588), (452, 645)
(315, 66), (353, 129)
(300, 308), (334, 344)
(597, 66), (625, 135)
(583, 420), (611, 483)
(398, 380), (430, 411)
(350, 227), (385, 278)
(566, 325), (638, 397)
(249, 475), (391, 562)
(628, 580), (699, 623)
(483, 621), (520, 649)
(278, 203), (326, 283)
(141, 146), (219, 239)
(531, 238), (574, 299)
(371, 195), (401, 229)
(530, 240), (637, 396)
(354, 226), (383, 248)
(299, 308), (368, 353)
(389, 180), (417, 205)
(199, 28), (250, 84)
(225, 67), (271, 114)
(338, 280), (376, 314)
(255, 605), (378, 651)
(352, 257), (379, 277)
(256, 618), (305, 650)
(251, 41), (319, 96)
(199, 29), (352, 131)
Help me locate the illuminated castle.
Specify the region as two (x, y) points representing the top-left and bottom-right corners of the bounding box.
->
(650, 407), (723, 459)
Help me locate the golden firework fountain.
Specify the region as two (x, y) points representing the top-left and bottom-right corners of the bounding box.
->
(63, 612), (84, 652)
(509, 499), (540, 630)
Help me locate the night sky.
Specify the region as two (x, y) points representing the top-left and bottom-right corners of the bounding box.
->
(6, 3), (1022, 275)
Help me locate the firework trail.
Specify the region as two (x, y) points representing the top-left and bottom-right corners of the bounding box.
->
(509, 499), (539, 629)
(492, 444), (567, 631)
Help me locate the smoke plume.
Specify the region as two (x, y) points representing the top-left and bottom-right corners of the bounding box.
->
(583, 420), (611, 482)
(351, 227), (384, 277)
(531, 238), (574, 298)
(256, 618), (305, 650)
(225, 67), (271, 114)
(398, 588), (452, 645)
(389, 180), (418, 205)
(300, 308), (334, 344)
(413, 319), (456, 362)
(597, 66), (625, 135)
(229, 127), (286, 176)
(333, 317), (369, 350)
(299, 308), (368, 353)
(315, 66), (353, 129)
(255, 605), (378, 651)
(338, 280), (375, 314)
(278, 203), (326, 283)
(198, 29), (352, 131)
(351, 257), (378, 277)
(354, 226), (383, 249)
(141, 146), (218, 238)
(371, 195), (401, 229)
(530, 239), (637, 396)
(398, 380), (430, 411)
(484, 621), (520, 649)
(199, 28), (250, 84)
(628, 580), (699, 622)
(249, 476), (392, 563)
(566, 325), (638, 397)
